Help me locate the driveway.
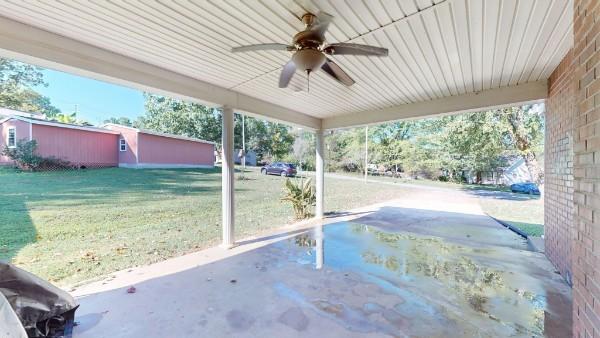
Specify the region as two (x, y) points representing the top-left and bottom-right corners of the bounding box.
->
(72, 185), (570, 337)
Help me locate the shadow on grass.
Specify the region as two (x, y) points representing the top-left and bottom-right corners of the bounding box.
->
(0, 167), (227, 261)
(464, 189), (541, 201)
(0, 167), (225, 207)
(460, 184), (511, 192)
(0, 193), (36, 262)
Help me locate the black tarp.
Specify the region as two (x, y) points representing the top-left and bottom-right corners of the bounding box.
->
(0, 262), (78, 337)
(0, 291), (27, 338)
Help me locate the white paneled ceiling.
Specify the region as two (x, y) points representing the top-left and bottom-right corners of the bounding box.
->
(0, 0), (572, 124)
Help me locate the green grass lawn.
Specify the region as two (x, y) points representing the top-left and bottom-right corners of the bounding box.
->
(0, 166), (414, 286)
(476, 193), (544, 237)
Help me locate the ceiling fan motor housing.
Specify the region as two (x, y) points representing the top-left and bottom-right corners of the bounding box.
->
(231, 11), (388, 87)
(292, 49), (327, 72)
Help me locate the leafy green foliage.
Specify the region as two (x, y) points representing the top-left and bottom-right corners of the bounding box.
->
(326, 105), (544, 183)
(139, 94), (222, 142)
(280, 130), (315, 170)
(496, 105), (544, 182)
(281, 178), (316, 219)
(2, 140), (42, 169)
(0, 58), (61, 117)
(139, 93), (294, 163)
(103, 116), (134, 127)
(2, 140), (73, 171)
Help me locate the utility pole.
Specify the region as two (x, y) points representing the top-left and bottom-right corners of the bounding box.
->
(364, 125), (368, 182)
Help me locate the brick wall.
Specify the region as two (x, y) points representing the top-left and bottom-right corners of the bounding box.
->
(572, 0), (600, 336)
(545, 49), (575, 284)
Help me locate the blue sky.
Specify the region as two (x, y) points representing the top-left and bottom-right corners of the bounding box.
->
(35, 69), (145, 124)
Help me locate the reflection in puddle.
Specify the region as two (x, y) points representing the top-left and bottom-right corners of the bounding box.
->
(277, 222), (551, 337)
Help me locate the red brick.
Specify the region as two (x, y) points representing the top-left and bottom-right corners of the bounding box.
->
(581, 95), (596, 113)
(573, 2), (600, 336)
(581, 42), (597, 65)
(546, 48), (576, 287)
(580, 68), (596, 89)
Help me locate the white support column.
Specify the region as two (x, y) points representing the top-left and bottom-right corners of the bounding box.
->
(315, 129), (325, 219)
(241, 114), (246, 174)
(315, 224), (324, 270)
(364, 126), (368, 182)
(221, 107), (235, 248)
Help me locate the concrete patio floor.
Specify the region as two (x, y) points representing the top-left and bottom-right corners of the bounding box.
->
(72, 187), (571, 337)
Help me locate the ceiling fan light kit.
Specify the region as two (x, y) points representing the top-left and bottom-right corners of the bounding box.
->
(231, 12), (389, 90)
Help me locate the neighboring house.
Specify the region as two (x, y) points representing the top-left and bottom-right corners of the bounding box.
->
(0, 107), (46, 120)
(233, 149), (257, 166)
(215, 149), (258, 166)
(103, 124), (215, 168)
(462, 156), (534, 185)
(0, 116), (120, 168)
(0, 115), (215, 169)
(497, 157), (533, 185)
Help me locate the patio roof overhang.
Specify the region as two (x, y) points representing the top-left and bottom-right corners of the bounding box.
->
(0, 0), (571, 130)
(0, 0), (574, 248)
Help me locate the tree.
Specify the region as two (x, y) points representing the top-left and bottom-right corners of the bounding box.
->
(54, 112), (77, 124)
(0, 58), (61, 116)
(439, 112), (507, 183)
(311, 104), (545, 185)
(140, 93), (295, 163)
(374, 139), (406, 173)
(104, 117), (134, 127)
(324, 127), (380, 172)
(371, 121), (413, 142)
(49, 111), (91, 126)
(290, 130), (316, 170)
(371, 121), (415, 172)
(139, 94), (222, 142)
(495, 105), (544, 183)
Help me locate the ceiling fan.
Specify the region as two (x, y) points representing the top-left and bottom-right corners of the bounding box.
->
(231, 12), (389, 89)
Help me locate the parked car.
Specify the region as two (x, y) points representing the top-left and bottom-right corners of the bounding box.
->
(510, 182), (540, 195)
(261, 162), (297, 177)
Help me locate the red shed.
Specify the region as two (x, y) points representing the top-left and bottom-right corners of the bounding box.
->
(103, 124), (215, 168)
(0, 116), (120, 168)
(0, 114), (215, 169)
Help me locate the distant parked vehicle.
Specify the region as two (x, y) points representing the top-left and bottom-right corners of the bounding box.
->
(261, 162), (297, 177)
(510, 182), (540, 195)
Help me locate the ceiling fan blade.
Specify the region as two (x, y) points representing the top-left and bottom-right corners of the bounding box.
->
(324, 43), (388, 56)
(310, 11), (333, 39)
(279, 60), (297, 88)
(231, 43), (293, 53)
(321, 58), (355, 86)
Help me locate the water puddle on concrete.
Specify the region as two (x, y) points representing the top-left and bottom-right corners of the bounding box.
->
(273, 222), (561, 337)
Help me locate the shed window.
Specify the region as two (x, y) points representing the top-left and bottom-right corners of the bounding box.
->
(7, 127), (15, 148)
(119, 139), (127, 152)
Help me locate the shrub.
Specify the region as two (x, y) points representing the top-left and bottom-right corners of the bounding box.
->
(36, 156), (74, 171)
(2, 140), (72, 171)
(281, 178), (316, 219)
(2, 140), (43, 170)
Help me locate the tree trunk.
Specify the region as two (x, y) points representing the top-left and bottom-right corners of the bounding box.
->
(523, 152), (542, 183)
(503, 107), (542, 183)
